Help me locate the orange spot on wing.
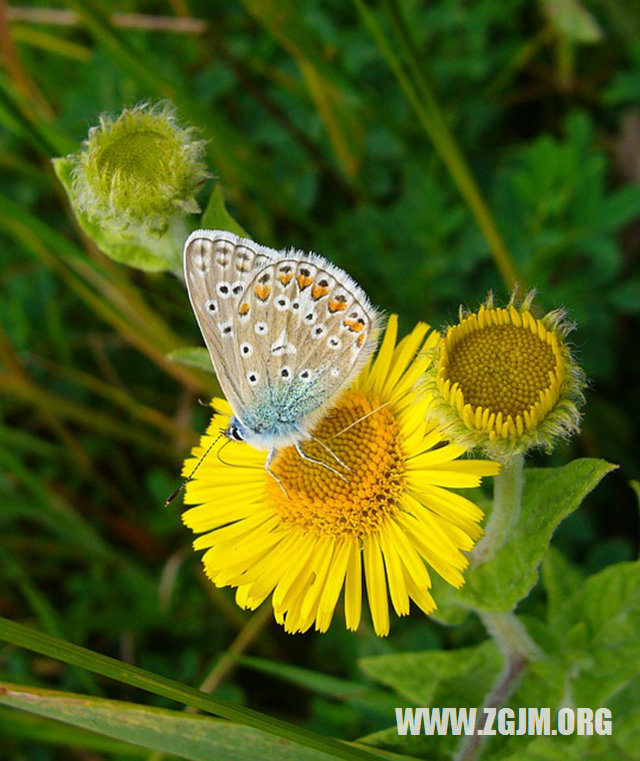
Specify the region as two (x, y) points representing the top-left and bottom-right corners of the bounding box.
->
(278, 272), (293, 286)
(357, 332), (366, 346)
(238, 302), (250, 316)
(312, 284), (330, 300)
(254, 284), (271, 301)
(344, 318), (365, 332)
(297, 274), (314, 290)
(329, 299), (348, 313)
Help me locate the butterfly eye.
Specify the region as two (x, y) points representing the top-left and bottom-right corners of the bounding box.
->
(247, 372), (260, 385)
(217, 282), (231, 298)
(328, 336), (342, 350)
(281, 367), (291, 380)
(240, 342), (253, 357)
(299, 369), (312, 382)
(255, 322), (268, 335)
(230, 425), (244, 441)
(205, 299), (217, 313)
(312, 324), (327, 339)
(275, 296), (289, 311)
(305, 311), (317, 323)
(232, 283), (244, 295)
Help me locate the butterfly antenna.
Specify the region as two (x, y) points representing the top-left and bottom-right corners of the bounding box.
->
(164, 430), (225, 506)
(326, 385), (418, 441)
(326, 399), (393, 440)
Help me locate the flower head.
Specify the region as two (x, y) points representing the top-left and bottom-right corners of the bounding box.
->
(70, 102), (208, 235)
(425, 292), (585, 459)
(182, 316), (499, 636)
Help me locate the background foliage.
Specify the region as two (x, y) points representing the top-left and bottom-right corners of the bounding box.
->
(1, 0), (639, 759)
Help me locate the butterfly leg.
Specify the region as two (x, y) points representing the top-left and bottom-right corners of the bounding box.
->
(294, 442), (349, 482)
(310, 434), (351, 473)
(266, 447), (290, 498)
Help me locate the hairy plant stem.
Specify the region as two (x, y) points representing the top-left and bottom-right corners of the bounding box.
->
(456, 455), (539, 761)
(472, 453), (524, 565)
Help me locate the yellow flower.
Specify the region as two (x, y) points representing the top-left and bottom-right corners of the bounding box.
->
(182, 316), (499, 636)
(425, 292), (585, 459)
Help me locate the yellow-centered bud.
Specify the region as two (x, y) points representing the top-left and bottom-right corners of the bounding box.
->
(425, 292), (586, 459)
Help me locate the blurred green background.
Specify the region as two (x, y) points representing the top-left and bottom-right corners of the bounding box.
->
(1, 0), (639, 757)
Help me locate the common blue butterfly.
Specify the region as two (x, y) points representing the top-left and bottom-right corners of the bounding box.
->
(183, 230), (382, 481)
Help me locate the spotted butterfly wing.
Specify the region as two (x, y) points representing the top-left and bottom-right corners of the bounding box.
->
(184, 229), (382, 448)
(184, 230), (275, 415)
(233, 255), (381, 436)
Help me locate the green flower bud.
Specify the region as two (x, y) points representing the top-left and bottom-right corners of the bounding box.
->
(71, 102), (208, 235)
(53, 102), (210, 272)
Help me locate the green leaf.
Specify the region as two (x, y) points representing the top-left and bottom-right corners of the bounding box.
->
(595, 675), (640, 758)
(549, 560), (640, 705)
(358, 642), (501, 759)
(52, 157), (182, 272)
(499, 738), (584, 760)
(454, 459), (616, 612)
(359, 640), (502, 707)
(541, 547), (584, 623)
(499, 674), (635, 760)
(0, 618), (387, 761)
(167, 347), (214, 374)
(0, 682), (347, 761)
(201, 183), (249, 237)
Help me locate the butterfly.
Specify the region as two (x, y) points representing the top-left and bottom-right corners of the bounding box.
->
(183, 229), (382, 483)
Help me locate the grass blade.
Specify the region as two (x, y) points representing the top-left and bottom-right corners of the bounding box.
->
(0, 682), (346, 761)
(0, 618), (392, 761)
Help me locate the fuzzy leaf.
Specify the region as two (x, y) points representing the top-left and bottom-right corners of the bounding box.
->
(359, 640), (501, 708)
(455, 459), (616, 612)
(549, 560), (640, 705)
(541, 547), (585, 623)
(358, 641), (501, 759)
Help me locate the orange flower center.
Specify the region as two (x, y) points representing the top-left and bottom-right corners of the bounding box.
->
(267, 390), (404, 538)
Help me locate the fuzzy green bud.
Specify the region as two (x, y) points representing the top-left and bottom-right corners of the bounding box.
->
(54, 102), (209, 271)
(74, 102), (208, 233)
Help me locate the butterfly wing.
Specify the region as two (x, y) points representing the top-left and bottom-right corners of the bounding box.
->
(232, 250), (382, 438)
(183, 230), (276, 413)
